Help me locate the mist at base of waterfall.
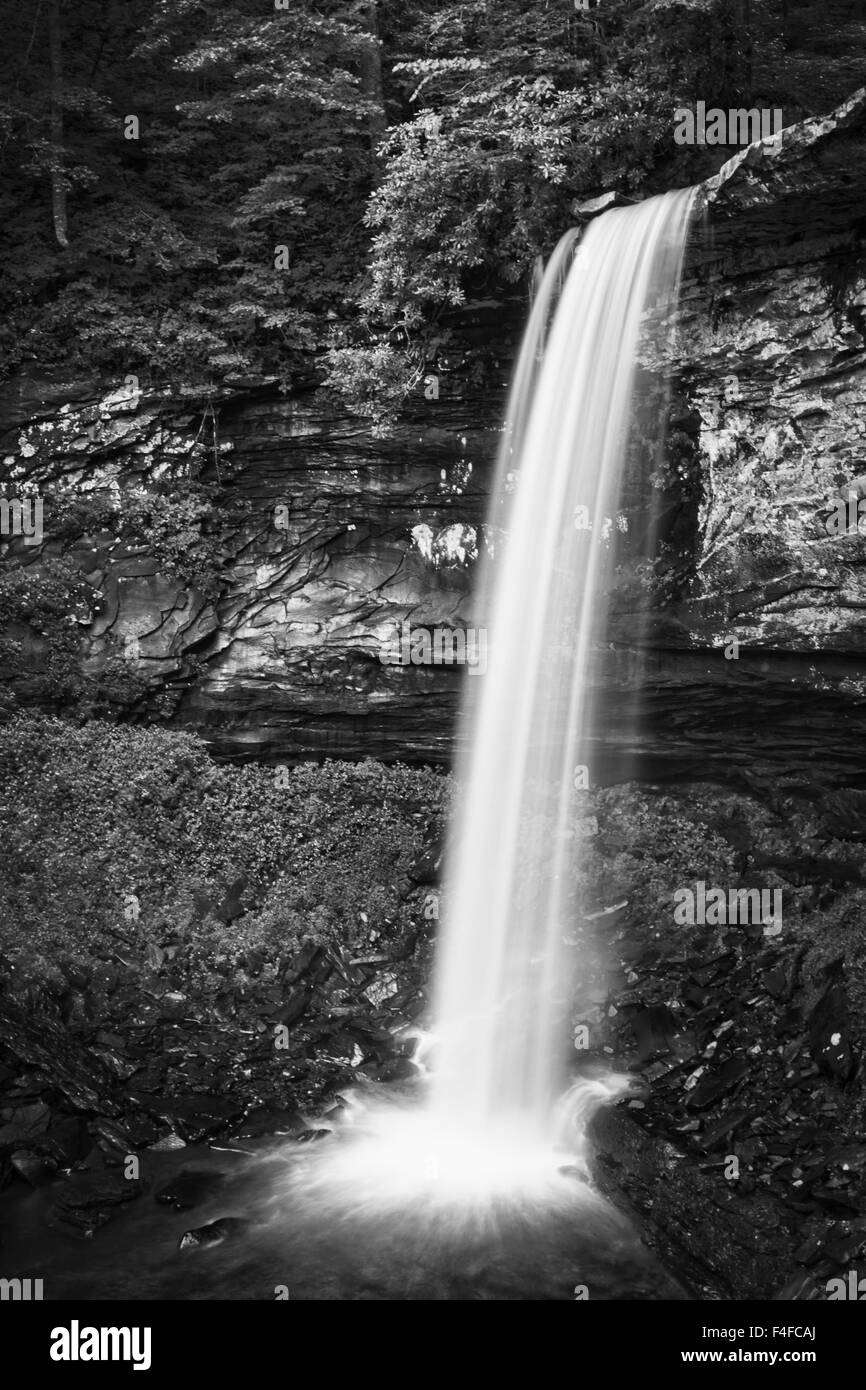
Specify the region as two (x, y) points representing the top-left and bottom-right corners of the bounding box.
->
(247, 1073), (681, 1300)
(0, 1074), (688, 1300)
(264, 1070), (628, 1224)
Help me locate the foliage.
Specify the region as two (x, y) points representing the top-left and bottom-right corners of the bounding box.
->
(326, 0), (678, 424)
(48, 478), (228, 599)
(120, 485), (226, 599)
(0, 714), (449, 991)
(569, 781), (816, 941)
(0, 0), (378, 382)
(0, 556), (98, 708)
(0, 0), (862, 418)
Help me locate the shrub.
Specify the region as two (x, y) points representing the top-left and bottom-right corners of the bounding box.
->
(0, 714), (450, 990)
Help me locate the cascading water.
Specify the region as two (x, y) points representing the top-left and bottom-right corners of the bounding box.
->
(264, 190), (696, 1255)
(430, 188), (697, 1156)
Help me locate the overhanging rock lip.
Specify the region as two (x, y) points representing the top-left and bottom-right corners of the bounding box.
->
(694, 84), (866, 218)
(572, 190), (640, 222)
(572, 84), (866, 234)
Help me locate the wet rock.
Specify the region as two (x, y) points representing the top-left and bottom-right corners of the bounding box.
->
(143, 942), (165, 972)
(158, 992), (188, 1016)
(155, 1169), (226, 1211)
(696, 1107), (750, 1153)
(275, 987), (312, 1029)
(148, 1130), (186, 1152)
(773, 1271), (824, 1301)
(233, 1107), (306, 1139)
(362, 972), (400, 1009)
(808, 978), (856, 1083)
(320, 1099), (347, 1122)
(809, 1185), (861, 1216)
(47, 1206), (112, 1239)
(307, 1026), (361, 1061)
(0, 1100), (52, 1150)
(794, 1227), (831, 1266)
(397, 992), (426, 1021)
(589, 1106), (799, 1300)
(10, 1150), (56, 1187)
(818, 788), (866, 842)
(127, 1093), (242, 1142)
(295, 1129), (332, 1144)
(169, 1096), (244, 1141)
(113, 1112), (161, 1148)
(631, 1004), (680, 1060)
(558, 1164), (586, 1180)
(0, 998), (117, 1115)
(686, 1055), (750, 1111)
(88, 1117), (141, 1160)
(822, 1227), (866, 1265)
(365, 1056), (416, 1083)
(573, 190), (636, 219)
(279, 943), (326, 988)
(52, 1171), (144, 1207)
(72, 1146), (106, 1174)
(339, 1012), (394, 1047)
(48, 1171), (144, 1237)
(407, 832), (446, 886)
(761, 968), (788, 1000)
(178, 1216), (251, 1250)
(41, 1114), (91, 1167)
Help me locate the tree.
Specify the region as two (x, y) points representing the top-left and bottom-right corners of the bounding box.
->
(0, 0), (382, 381)
(358, 1), (388, 158)
(48, 1), (69, 248)
(324, 0), (679, 424)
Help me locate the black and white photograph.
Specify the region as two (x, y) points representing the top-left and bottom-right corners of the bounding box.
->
(0, 0), (865, 1357)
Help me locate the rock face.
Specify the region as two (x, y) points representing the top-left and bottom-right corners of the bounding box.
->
(676, 87), (866, 662)
(0, 90), (865, 770)
(180, 385), (499, 763)
(593, 88), (866, 788)
(589, 1105), (801, 1300)
(0, 365), (503, 763)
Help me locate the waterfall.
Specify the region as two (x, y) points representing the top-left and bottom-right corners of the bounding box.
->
(429, 189), (696, 1146)
(275, 190), (696, 1221)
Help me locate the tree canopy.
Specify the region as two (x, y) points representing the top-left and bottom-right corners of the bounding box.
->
(0, 0), (862, 421)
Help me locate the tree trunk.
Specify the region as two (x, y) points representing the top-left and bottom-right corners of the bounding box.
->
(741, 0), (753, 92)
(359, 2), (387, 159)
(48, 0), (68, 248)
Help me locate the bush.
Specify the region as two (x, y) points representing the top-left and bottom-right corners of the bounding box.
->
(0, 714), (450, 989)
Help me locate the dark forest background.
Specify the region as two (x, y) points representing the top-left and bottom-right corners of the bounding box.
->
(2, 0), (864, 425)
